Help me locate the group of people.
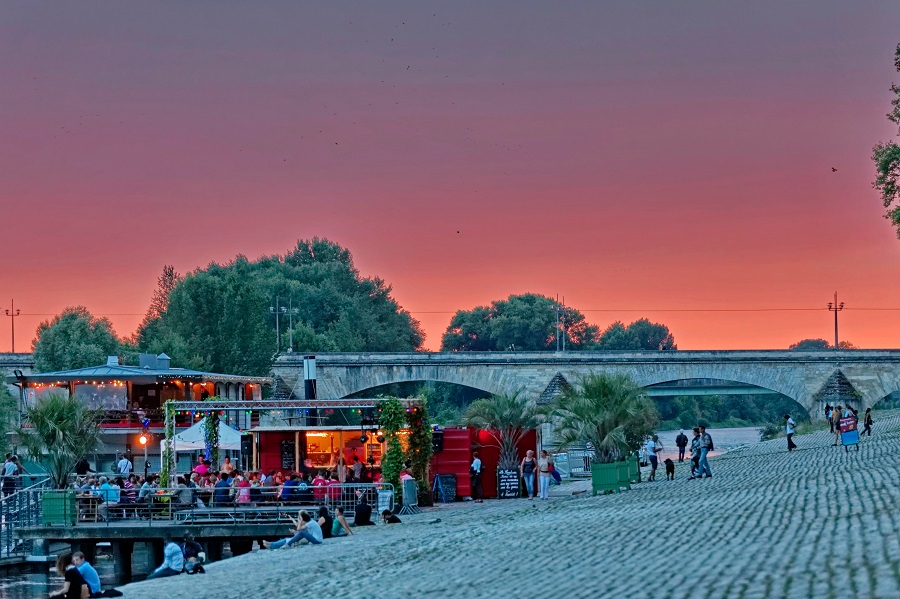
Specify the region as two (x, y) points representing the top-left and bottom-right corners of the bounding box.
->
(644, 426), (715, 481)
(824, 404), (874, 446)
(517, 450), (555, 499)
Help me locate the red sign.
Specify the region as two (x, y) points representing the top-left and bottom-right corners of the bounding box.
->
(839, 417), (857, 434)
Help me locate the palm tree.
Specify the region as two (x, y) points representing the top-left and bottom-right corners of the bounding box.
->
(462, 392), (542, 470)
(17, 392), (104, 489)
(551, 373), (658, 464)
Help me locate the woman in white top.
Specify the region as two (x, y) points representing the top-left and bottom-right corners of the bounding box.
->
(646, 436), (662, 481)
(537, 450), (553, 500)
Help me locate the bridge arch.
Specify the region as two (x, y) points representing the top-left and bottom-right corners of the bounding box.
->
(332, 370), (517, 399)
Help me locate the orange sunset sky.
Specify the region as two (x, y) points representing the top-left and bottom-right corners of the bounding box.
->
(2, 2), (900, 353)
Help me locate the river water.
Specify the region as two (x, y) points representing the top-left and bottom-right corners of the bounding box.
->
(655, 426), (762, 457)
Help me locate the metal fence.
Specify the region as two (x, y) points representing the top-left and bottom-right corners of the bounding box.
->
(1, 476), (51, 560)
(6, 483), (394, 532)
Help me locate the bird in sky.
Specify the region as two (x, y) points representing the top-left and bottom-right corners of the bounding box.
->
(832, 167), (837, 172)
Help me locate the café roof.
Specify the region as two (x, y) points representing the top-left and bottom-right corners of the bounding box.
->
(7, 360), (271, 386)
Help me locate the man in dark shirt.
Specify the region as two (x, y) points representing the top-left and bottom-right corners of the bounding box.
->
(381, 510), (401, 524)
(213, 472), (232, 505)
(181, 533), (205, 574)
(675, 431), (689, 462)
(280, 474), (300, 503)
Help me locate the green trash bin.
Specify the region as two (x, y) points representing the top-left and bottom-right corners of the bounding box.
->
(42, 490), (77, 526)
(617, 461), (631, 491)
(628, 455), (640, 483)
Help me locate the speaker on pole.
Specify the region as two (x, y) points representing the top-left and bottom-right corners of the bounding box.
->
(431, 430), (444, 453)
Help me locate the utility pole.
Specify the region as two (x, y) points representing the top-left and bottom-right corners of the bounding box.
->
(5, 299), (20, 352)
(269, 297), (281, 353)
(827, 292), (844, 350)
(286, 299), (298, 353)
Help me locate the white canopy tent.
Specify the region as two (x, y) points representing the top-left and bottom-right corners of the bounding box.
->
(160, 419), (243, 454)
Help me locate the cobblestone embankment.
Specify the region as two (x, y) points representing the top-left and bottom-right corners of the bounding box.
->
(121, 414), (900, 599)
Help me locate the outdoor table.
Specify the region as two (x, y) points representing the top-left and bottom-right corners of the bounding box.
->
(76, 493), (102, 522)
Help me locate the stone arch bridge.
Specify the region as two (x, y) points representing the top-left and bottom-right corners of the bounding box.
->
(272, 350), (900, 417)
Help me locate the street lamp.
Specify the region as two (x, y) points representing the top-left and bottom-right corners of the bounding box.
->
(139, 433), (149, 478)
(827, 292), (845, 350)
(285, 299), (299, 353)
(269, 298), (282, 353)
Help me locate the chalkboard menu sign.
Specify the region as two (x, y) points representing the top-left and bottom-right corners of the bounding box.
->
(432, 473), (457, 503)
(281, 439), (295, 470)
(497, 468), (520, 499)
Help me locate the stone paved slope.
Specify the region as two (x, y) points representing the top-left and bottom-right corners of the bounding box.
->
(121, 414), (900, 599)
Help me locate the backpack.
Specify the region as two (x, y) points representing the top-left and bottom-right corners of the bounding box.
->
(707, 435), (714, 452)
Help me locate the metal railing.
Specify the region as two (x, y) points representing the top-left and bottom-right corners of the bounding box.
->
(1, 475), (52, 560)
(8, 483), (394, 532)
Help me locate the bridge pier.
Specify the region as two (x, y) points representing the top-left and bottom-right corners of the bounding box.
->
(230, 539), (252, 556)
(205, 540), (224, 562)
(112, 541), (133, 583)
(147, 540), (163, 573)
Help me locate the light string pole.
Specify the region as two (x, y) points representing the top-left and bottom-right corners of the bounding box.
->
(828, 292), (845, 350)
(5, 299), (20, 352)
(269, 297), (281, 353)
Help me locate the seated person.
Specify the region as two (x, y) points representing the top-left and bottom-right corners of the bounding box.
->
(72, 551), (101, 598)
(263, 510), (323, 549)
(317, 506), (333, 539)
(175, 476), (194, 507)
(212, 472), (232, 505)
(353, 489), (374, 526)
(332, 506), (353, 537)
(381, 510), (402, 524)
(181, 533), (205, 574)
(48, 553), (87, 599)
(279, 474), (300, 503)
(147, 535), (183, 579)
(96, 476), (120, 521)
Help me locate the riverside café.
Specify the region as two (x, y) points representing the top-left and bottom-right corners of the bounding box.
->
(7, 354), (271, 468)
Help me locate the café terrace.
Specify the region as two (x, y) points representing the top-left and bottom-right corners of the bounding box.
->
(6, 354), (271, 467)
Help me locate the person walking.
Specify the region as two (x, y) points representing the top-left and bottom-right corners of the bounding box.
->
(537, 450), (553, 500)
(470, 451), (483, 503)
(646, 435), (662, 481)
(863, 408), (874, 437)
(520, 450), (537, 499)
(696, 425), (713, 478)
(832, 406), (842, 446)
(675, 431), (688, 462)
(784, 414), (797, 451)
(825, 404), (834, 433)
(688, 428), (701, 479)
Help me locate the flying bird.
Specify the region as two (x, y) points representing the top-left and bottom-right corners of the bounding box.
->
(831, 167), (837, 172)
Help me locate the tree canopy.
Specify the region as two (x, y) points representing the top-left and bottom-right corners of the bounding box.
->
(441, 293), (600, 351)
(32, 306), (121, 372)
(139, 238), (424, 375)
(596, 318), (677, 350)
(873, 43), (900, 237)
(789, 338), (857, 350)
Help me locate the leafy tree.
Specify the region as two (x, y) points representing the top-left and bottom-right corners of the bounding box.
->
(379, 397), (406, 492)
(405, 402), (433, 483)
(442, 294), (599, 351)
(0, 385), (17, 457)
(140, 239), (423, 373)
(873, 43), (900, 237)
(32, 306), (121, 372)
(597, 319), (676, 350)
(789, 339), (857, 350)
(550, 373), (659, 464)
(135, 265), (181, 348)
(789, 338), (831, 350)
(597, 321), (640, 350)
(462, 393), (543, 470)
(17, 392), (104, 488)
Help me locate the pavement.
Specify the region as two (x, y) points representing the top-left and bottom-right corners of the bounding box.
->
(119, 412), (900, 599)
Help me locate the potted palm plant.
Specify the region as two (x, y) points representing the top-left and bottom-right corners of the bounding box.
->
(550, 373), (658, 495)
(17, 392), (104, 524)
(462, 393), (541, 499)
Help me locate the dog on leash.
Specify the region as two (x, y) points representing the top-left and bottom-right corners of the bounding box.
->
(664, 458), (675, 481)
